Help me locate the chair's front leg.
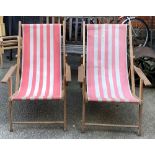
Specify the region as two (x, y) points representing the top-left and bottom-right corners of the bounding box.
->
(138, 79), (144, 136)
(8, 100), (13, 132)
(8, 77), (13, 98)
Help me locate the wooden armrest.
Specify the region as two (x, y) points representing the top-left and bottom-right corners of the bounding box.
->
(134, 65), (151, 86)
(1, 36), (18, 40)
(1, 64), (17, 83)
(78, 64), (85, 82)
(66, 63), (71, 82)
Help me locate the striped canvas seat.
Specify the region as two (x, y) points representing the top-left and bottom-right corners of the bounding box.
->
(87, 24), (139, 103)
(12, 24), (62, 100)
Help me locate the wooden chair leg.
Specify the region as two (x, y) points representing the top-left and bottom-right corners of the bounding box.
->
(9, 100), (13, 132)
(0, 52), (3, 68)
(138, 103), (143, 136)
(64, 93), (67, 131)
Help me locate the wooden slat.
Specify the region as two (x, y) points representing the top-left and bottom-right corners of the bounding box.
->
(13, 121), (64, 124)
(66, 63), (71, 82)
(2, 46), (19, 50)
(85, 123), (139, 128)
(78, 65), (85, 82)
(1, 36), (18, 39)
(134, 65), (151, 86)
(1, 64), (17, 83)
(15, 21), (22, 91)
(129, 21), (136, 95)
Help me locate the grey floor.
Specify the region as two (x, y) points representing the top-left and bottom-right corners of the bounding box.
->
(0, 51), (155, 139)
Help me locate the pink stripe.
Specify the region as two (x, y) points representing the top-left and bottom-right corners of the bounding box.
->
(44, 24), (51, 98)
(36, 24), (43, 98)
(97, 25), (104, 100)
(16, 25), (30, 98)
(112, 25), (120, 100)
(104, 24), (112, 100)
(87, 25), (96, 100)
(53, 24), (61, 98)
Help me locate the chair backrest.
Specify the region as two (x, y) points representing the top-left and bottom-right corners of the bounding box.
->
(86, 24), (135, 101)
(18, 24), (62, 99)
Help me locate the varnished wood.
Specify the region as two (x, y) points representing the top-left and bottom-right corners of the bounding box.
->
(139, 79), (144, 100)
(85, 123), (139, 128)
(13, 121), (64, 124)
(9, 101), (13, 132)
(66, 63), (71, 82)
(78, 64), (84, 82)
(15, 21), (21, 91)
(1, 64), (17, 83)
(134, 65), (151, 86)
(129, 21), (136, 95)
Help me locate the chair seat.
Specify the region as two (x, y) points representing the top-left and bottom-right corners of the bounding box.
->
(11, 89), (62, 100)
(87, 91), (140, 103)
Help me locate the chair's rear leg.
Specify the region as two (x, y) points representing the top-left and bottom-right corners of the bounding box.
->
(64, 95), (67, 131)
(9, 100), (13, 132)
(138, 103), (143, 136)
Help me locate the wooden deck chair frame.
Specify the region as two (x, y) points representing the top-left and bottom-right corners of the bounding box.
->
(1, 20), (71, 132)
(78, 21), (151, 136)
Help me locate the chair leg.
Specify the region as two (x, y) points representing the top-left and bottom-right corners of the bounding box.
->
(81, 95), (86, 133)
(0, 52), (3, 68)
(138, 103), (143, 136)
(64, 95), (67, 131)
(9, 100), (13, 132)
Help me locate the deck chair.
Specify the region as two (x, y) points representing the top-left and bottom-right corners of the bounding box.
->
(1, 21), (71, 131)
(78, 21), (151, 135)
(0, 16), (18, 68)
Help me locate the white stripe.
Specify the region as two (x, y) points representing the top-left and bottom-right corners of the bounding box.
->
(48, 25), (54, 98)
(33, 24), (40, 97)
(115, 25), (125, 100)
(101, 25), (108, 100)
(24, 25), (34, 98)
(94, 24), (102, 101)
(40, 25), (47, 98)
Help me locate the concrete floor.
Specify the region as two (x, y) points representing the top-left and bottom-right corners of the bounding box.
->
(0, 51), (155, 139)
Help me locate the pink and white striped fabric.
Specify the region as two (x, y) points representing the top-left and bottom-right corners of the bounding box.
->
(87, 24), (139, 103)
(12, 24), (62, 100)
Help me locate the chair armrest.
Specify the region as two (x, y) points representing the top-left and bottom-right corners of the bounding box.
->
(1, 64), (17, 83)
(78, 64), (85, 82)
(134, 65), (151, 86)
(65, 63), (71, 82)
